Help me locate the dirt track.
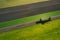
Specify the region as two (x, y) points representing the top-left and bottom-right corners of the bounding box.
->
(0, 0), (60, 22)
(0, 15), (60, 33)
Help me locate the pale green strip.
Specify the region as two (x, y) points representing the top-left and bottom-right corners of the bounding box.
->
(0, 0), (48, 8)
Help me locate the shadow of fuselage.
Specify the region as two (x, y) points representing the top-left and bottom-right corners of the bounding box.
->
(36, 18), (51, 24)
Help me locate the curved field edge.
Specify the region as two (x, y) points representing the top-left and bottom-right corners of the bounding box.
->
(0, 0), (47, 8)
(0, 19), (60, 40)
(0, 10), (60, 28)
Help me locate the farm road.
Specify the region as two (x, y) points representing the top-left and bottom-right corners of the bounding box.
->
(0, 15), (60, 33)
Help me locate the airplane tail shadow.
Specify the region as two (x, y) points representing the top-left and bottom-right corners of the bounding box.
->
(36, 17), (51, 24)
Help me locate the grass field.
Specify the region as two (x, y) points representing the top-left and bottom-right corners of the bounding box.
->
(0, 10), (60, 28)
(0, 19), (60, 40)
(0, 0), (48, 8)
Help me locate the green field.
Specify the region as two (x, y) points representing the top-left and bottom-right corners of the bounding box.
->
(0, 0), (47, 8)
(0, 19), (60, 40)
(0, 0), (60, 40)
(0, 10), (60, 28)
